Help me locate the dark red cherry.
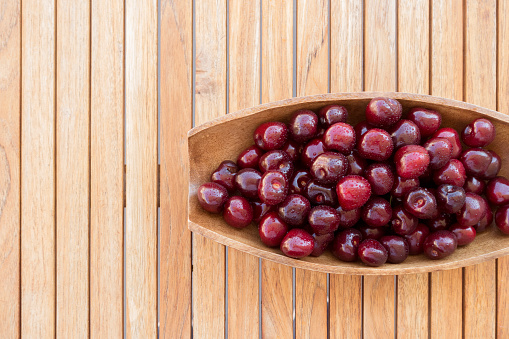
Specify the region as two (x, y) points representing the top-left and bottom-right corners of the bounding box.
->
(475, 207), (493, 233)
(336, 175), (372, 210)
(358, 239), (388, 267)
(486, 177), (509, 206)
(354, 121), (374, 142)
(318, 105), (348, 126)
(431, 128), (462, 159)
(259, 150), (294, 178)
(461, 118), (495, 148)
(258, 171), (289, 205)
(289, 169), (312, 195)
(456, 193), (488, 227)
(336, 205), (361, 229)
(254, 121), (289, 151)
(301, 138), (327, 168)
(464, 176), (486, 195)
(394, 145), (430, 179)
(407, 107), (442, 137)
(197, 182), (229, 213)
(211, 160), (238, 192)
(361, 197), (392, 227)
(357, 128), (394, 161)
(237, 145), (264, 169)
(380, 236), (409, 264)
(482, 150), (501, 180)
(278, 194), (311, 227)
(281, 139), (303, 162)
(235, 168), (262, 200)
(280, 228), (315, 258)
(258, 212), (289, 247)
(426, 213), (454, 232)
(331, 228), (363, 262)
(404, 187), (438, 219)
(388, 119), (421, 148)
(304, 179), (338, 206)
(433, 159), (467, 187)
(323, 123), (356, 154)
(252, 200), (277, 223)
(346, 150), (368, 176)
(358, 223), (388, 240)
(310, 232), (335, 257)
(308, 205), (341, 235)
(364, 162), (395, 196)
(289, 110), (319, 143)
(310, 152), (348, 184)
(404, 224), (430, 255)
(495, 204), (509, 235)
(419, 166), (434, 187)
(390, 205), (418, 235)
(459, 148), (492, 177)
(423, 137), (453, 170)
(423, 230), (457, 259)
(391, 176), (420, 199)
(435, 184), (466, 214)
(365, 97), (402, 128)
(449, 224), (476, 246)
(223, 196), (253, 228)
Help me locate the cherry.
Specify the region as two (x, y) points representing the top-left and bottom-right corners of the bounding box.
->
(235, 168), (262, 199)
(346, 150), (368, 176)
(459, 148), (492, 177)
(301, 138), (327, 168)
(456, 193), (488, 227)
(310, 152), (348, 184)
(336, 205), (361, 229)
(336, 175), (372, 210)
(358, 223), (388, 240)
(354, 121), (374, 142)
(426, 213), (454, 232)
(281, 139), (303, 162)
(391, 205), (418, 235)
(361, 197), (392, 227)
(318, 105), (348, 126)
(277, 194), (311, 227)
(197, 182), (229, 213)
(461, 118), (495, 147)
(364, 162), (395, 196)
(308, 205), (341, 235)
(495, 204), (509, 235)
(475, 207), (493, 233)
(391, 176), (420, 199)
(211, 160), (238, 192)
(252, 200), (277, 223)
(254, 121), (288, 151)
(404, 187), (438, 219)
(304, 179), (338, 206)
(486, 177), (509, 206)
(435, 184), (466, 214)
(449, 224), (476, 246)
(431, 128), (462, 159)
(464, 176), (485, 195)
(324, 122), (356, 154)
(289, 169), (312, 195)
(258, 212), (289, 247)
(407, 107), (441, 137)
(388, 119), (421, 148)
(365, 97), (402, 128)
(423, 230), (457, 259)
(310, 232), (335, 257)
(259, 150), (294, 178)
(423, 137), (453, 170)
(237, 145), (264, 169)
(404, 224), (430, 255)
(358, 239), (388, 266)
(482, 150), (501, 179)
(280, 228), (315, 258)
(332, 228), (363, 262)
(223, 196), (253, 228)
(395, 145), (430, 179)
(380, 236), (410, 264)
(258, 171), (289, 205)
(357, 128), (394, 161)
(289, 110), (319, 142)
(433, 159), (467, 187)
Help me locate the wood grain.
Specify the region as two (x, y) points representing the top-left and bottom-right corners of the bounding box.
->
(90, 0), (124, 337)
(329, 1), (362, 337)
(125, 0), (158, 336)
(227, 1), (261, 337)
(397, 1), (429, 338)
(56, 1), (90, 336)
(260, 1), (293, 337)
(464, 1), (497, 338)
(21, 0), (56, 337)
(363, 1), (396, 337)
(430, 1), (463, 338)
(193, 0), (227, 337)
(0, 1), (20, 337)
(296, 1), (329, 337)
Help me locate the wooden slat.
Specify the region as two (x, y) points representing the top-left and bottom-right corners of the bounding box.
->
(463, 1), (497, 338)
(296, 1), (329, 337)
(363, 0), (396, 337)
(430, 1), (463, 338)
(193, 0), (227, 337)
(396, 1), (429, 338)
(260, 0), (293, 337)
(0, 1), (20, 337)
(56, 1), (90, 336)
(227, 1), (261, 337)
(21, 0), (56, 337)
(90, 0), (124, 337)
(329, 1), (363, 337)
(160, 0), (192, 338)
(125, 0), (158, 336)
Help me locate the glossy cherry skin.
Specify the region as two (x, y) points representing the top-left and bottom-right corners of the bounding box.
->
(358, 223), (388, 240)
(495, 204), (509, 235)
(211, 160), (238, 192)
(361, 197), (392, 227)
(324, 123), (356, 154)
(461, 118), (496, 147)
(354, 121), (374, 141)
(407, 107), (442, 137)
(310, 152), (348, 184)
(336, 205), (361, 229)
(254, 121), (288, 151)
(482, 150), (501, 180)
(431, 128), (462, 159)
(433, 159), (467, 187)
(332, 228), (363, 262)
(280, 229), (315, 258)
(258, 212), (289, 247)
(289, 169), (313, 195)
(318, 105), (348, 126)
(223, 196), (253, 228)
(304, 179), (338, 206)
(486, 177), (509, 206)
(459, 148), (492, 177)
(463, 176), (485, 195)
(364, 162), (395, 196)
(436, 184), (466, 214)
(391, 205), (418, 235)
(449, 223), (476, 246)
(388, 119), (421, 148)
(259, 150), (294, 178)
(310, 232), (335, 257)
(346, 150), (368, 176)
(235, 168), (262, 200)
(281, 139), (303, 162)
(404, 187), (438, 219)
(277, 194), (311, 227)
(423, 137), (453, 170)
(380, 236), (410, 264)
(395, 145), (430, 179)
(308, 205), (341, 235)
(423, 230), (457, 259)
(404, 224), (430, 255)
(252, 200), (277, 223)
(475, 207), (493, 233)
(365, 97), (402, 128)
(358, 239), (388, 266)
(237, 145), (264, 169)
(456, 193), (488, 227)
(289, 110), (319, 143)
(301, 138), (327, 168)
(336, 175), (372, 210)
(391, 176), (420, 199)
(426, 213), (454, 232)
(357, 128), (394, 161)
(197, 182), (229, 213)
(258, 171), (289, 205)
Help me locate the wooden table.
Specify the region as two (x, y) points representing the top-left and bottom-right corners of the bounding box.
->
(1, 0), (508, 337)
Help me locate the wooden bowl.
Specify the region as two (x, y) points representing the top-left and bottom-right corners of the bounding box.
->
(188, 92), (509, 275)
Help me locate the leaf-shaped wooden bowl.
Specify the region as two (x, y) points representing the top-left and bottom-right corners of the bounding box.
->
(188, 92), (509, 275)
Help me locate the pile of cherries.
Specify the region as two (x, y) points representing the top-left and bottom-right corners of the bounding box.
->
(197, 97), (509, 267)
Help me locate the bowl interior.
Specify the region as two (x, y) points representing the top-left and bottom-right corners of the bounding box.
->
(188, 92), (509, 275)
